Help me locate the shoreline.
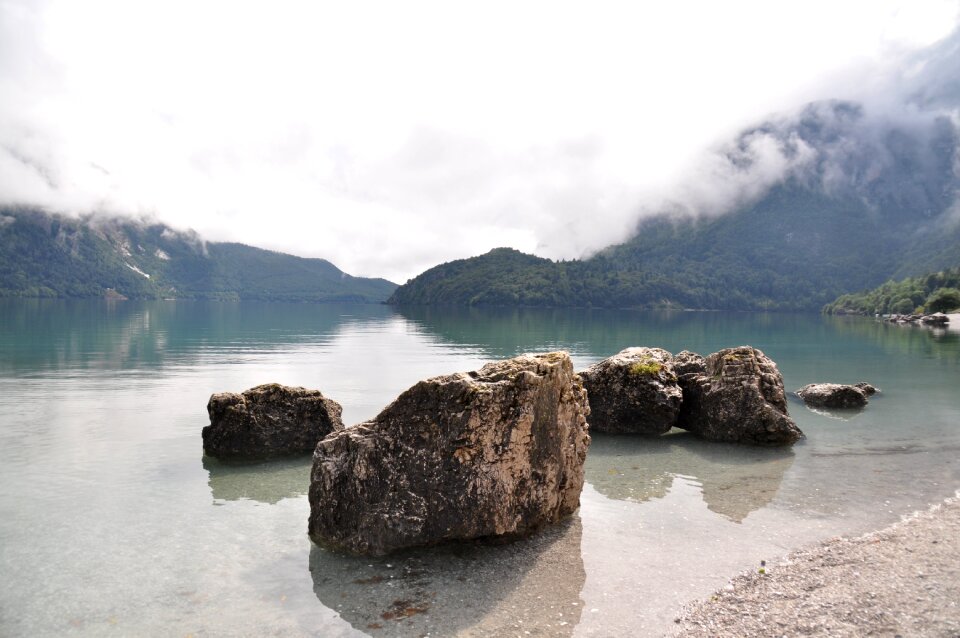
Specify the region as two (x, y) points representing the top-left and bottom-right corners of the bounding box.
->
(672, 491), (960, 637)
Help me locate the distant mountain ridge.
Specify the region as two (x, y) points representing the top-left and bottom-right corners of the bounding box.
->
(0, 207), (397, 302)
(390, 96), (960, 311)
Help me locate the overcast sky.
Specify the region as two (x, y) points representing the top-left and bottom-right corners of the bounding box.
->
(1, 0), (958, 282)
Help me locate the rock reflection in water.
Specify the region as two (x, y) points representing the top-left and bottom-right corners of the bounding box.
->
(585, 432), (794, 523)
(788, 390), (869, 421)
(802, 405), (866, 421)
(202, 455), (312, 504)
(309, 517), (584, 637)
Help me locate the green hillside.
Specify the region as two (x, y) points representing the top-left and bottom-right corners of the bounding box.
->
(824, 268), (960, 315)
(0, 207), (396, 302)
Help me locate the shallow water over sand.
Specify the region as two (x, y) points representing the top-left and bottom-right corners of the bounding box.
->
(1, 301), (958, 636)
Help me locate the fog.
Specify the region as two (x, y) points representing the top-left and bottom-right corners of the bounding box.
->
(1, 0), (957, 281)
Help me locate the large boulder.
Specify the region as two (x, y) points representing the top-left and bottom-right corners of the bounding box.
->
(308, 352), (591, 556)
(579, 347), (682, 434)
(203, 384), (344, 460)
(796, 383), (869, 409)
(677, 346), (803, 446)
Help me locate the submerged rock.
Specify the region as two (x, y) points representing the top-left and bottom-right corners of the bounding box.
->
(579, 347), (682, 434)
(677, 346), (803, 446)
(308, 352), (590, 556)
(203, 384), (344, 460)
(796, 383), (869, 409)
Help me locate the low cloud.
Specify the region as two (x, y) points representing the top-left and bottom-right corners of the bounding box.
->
(1, 0), (958, 281)
(634, 26), (960, 238)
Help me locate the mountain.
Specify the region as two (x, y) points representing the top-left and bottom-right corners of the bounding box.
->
(0, 207), (397, 302)
(390, 98), (960, 311)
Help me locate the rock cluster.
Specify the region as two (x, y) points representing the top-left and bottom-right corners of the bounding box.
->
(308, 352), (590, 556)
(796, 382), (876, 409)
(580, 346), (803, 446)
(921, 313), (950, 325)
(205, 346), (805, 556)
(579, 347), (681, 434)
(203, 383), (344, 460)
(886, 312), (950, 325)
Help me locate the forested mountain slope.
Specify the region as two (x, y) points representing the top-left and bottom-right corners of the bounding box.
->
(0, 207), (396, 302)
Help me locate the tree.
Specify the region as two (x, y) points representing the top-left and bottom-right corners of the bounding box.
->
(890, 297), (914, 314)
(926, 287), (960, 313)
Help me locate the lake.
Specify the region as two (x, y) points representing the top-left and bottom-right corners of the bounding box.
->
(1, 300), (958, 637)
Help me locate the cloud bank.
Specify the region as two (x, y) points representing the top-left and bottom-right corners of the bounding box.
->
(1, 0), (958, 281)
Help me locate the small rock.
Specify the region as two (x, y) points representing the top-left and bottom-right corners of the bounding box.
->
(796, 383), (869, 409)
(203, 383), (344, 460)
(853, 382), (879, 396)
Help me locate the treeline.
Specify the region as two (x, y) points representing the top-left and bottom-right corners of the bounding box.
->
(823, 268), (960, 315)
(388, 247), (835, 311)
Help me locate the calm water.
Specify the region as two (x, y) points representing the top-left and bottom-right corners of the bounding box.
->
(1, 300), (958, 637)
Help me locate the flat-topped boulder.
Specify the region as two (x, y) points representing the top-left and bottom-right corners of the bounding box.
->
(308, 352), (590, 556)
(677, 346), (803, 446)
(579, 347), (682, 434)
(796, 383), (870, 409)
(203, 384), (344, 460)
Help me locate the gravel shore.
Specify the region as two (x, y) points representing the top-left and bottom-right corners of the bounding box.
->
(673, 492), (960, 637)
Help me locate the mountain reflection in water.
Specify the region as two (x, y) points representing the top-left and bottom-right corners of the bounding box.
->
(585, 431), (795, 523)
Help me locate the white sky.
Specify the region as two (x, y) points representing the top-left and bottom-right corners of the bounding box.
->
(1, 0), (958, 282)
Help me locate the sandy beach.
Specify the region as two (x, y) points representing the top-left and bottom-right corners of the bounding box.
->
(673, 492), (960, 637)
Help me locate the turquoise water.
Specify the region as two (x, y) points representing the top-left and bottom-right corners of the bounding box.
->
(1, 300), (958, 636)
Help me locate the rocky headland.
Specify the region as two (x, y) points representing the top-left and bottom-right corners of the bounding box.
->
(884, 312), (951, 326)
